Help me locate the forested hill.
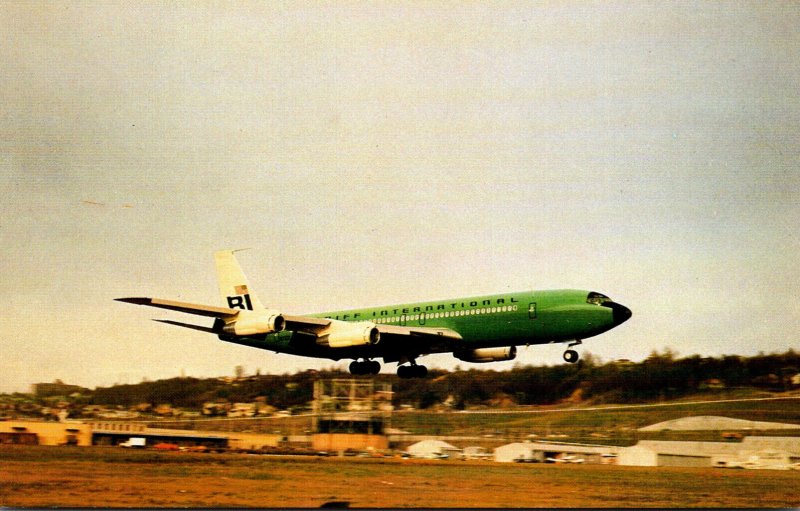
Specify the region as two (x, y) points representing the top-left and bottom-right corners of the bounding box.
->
(87, 349), (800, 412)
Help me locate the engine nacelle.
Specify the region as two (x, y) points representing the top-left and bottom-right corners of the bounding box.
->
(222, 309), (285, 336)
(455, 346), (517, 363)
(318, 321), (380, 349)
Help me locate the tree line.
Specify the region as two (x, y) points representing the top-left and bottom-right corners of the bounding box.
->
(87, 349), (800, 412)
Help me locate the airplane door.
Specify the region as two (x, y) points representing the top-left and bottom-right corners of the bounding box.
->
(400, 314), (407, 326)
(419, 312), (426, 325)
(528, 302), (537, 319)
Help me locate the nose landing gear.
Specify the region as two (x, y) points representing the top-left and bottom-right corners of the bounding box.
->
(563, 340), (582, 364)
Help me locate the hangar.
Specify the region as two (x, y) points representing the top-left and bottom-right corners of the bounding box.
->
(618, 440), (741, 467)
(407, 439), (460, 459)
(1, 420), (282, 450)
(638, 415), (800, 432)
(618, 437), (800, 468)
(494, 441), (621, 464)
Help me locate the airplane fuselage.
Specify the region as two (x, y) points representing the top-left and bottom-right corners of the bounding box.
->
(218, 289), (631, 363)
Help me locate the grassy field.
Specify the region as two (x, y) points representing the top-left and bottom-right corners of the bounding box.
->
(2, 445), (799, 508)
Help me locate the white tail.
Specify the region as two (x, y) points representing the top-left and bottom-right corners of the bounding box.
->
(214, 249), (265, 311)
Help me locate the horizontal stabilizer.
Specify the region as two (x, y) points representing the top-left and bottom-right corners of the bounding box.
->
(115, 297), (240, 319)
(153, 319), (218, 334)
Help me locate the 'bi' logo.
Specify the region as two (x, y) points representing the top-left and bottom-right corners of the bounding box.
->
(227, 285), (254, 310)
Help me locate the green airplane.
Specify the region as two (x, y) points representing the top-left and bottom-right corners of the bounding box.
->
(117, 250), (631, 378)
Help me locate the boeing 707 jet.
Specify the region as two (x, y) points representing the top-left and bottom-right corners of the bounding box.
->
(117, 250), (631, 378)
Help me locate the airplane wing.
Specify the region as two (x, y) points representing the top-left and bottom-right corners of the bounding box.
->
(283, 315), (332, 332)
(376, 324), (462, 342)
(115, 297), (240, 318)
(116, 297), (459, 351)
(375, 324), (463, 353)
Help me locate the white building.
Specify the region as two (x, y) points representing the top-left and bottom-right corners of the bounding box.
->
(407, 439), (460, 459)
(494, 441), (620, 464)
(638, 416), (800, 432)
(618, 437), (800, 469)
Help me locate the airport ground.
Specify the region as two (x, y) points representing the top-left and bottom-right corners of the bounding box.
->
(2, 446), (799, 508)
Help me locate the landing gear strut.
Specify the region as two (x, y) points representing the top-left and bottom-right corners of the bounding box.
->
(397, 364), (428, 379)
(349, 359), (381, 375)
(563, 340), (582, 364)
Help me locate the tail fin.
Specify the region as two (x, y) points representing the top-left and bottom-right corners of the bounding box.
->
(214, 249), (265, 311)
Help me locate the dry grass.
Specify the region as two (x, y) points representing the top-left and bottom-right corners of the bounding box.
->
(1, 446), (799, 508)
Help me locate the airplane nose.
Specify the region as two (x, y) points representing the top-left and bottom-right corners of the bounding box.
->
(610, 302), (632, 325)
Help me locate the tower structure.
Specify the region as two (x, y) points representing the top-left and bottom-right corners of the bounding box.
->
(311, 379), (392, 452)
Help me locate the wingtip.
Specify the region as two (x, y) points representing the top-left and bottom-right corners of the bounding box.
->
(115, 297), (152, 305)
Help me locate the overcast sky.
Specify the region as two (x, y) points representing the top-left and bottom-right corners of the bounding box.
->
(1, 2), (798, 393)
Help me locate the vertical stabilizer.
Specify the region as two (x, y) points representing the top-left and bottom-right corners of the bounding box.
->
(214, 249), (265, 311)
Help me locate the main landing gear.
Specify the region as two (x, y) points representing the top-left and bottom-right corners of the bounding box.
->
(349, 359), (381, 375)
(348, 358), (428, 378)
(563, 340), (582, 364)
(397, 364), (428, 379)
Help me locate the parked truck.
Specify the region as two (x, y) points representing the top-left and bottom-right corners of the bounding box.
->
(120, 437), (146, 448)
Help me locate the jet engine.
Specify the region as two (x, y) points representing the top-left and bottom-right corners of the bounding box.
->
(221, 309), (286, 336)
(317, 321), (380, 348)
(455, 346), (517, 363)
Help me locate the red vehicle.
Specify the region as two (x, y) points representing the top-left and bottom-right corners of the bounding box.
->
(153, 442), (180, 451)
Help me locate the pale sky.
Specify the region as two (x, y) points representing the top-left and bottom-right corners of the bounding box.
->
(1, 2), (798, 393)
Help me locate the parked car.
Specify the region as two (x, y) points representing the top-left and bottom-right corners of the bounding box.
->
(153, 442), (180, 451)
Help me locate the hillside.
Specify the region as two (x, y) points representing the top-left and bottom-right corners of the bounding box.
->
(2, 349), (799, 425)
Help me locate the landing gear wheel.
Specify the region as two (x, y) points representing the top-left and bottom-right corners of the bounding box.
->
(350, 360), (381, 375)
(563, 349), (580, 364)
(397, 364), (428, 378)
(368, 360), (381, 375)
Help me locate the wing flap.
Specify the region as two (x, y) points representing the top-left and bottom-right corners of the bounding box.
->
(283, 314), (332, 332)
(377, 324), (462, 341)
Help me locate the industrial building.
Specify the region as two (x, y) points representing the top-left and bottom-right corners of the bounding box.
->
(618, 437), (800, 468)
(0, 420), (281, 450)
(493, 441), (621, 464)
(0, 420), (92, 446)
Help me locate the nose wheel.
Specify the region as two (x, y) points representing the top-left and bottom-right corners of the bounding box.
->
(349, 359), (381, 375)
(563, 340), (582, 364)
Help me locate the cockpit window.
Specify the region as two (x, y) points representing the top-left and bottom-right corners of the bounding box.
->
(587, 292), (611, 305)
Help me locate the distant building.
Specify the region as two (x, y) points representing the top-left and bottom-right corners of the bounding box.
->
(0, 420), (92, 446)
(494, 441), (621, 464)
(311, 379), (391, 452)
(618, 437), (800, 469)
(618, 440), (741, 467)
(407, 440), (460, 459)
(31, 380), (88, 398)
(638, 415), (800, 432)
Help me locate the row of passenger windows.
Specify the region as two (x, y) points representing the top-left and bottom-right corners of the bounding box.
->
(374, 305), (519, 324)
